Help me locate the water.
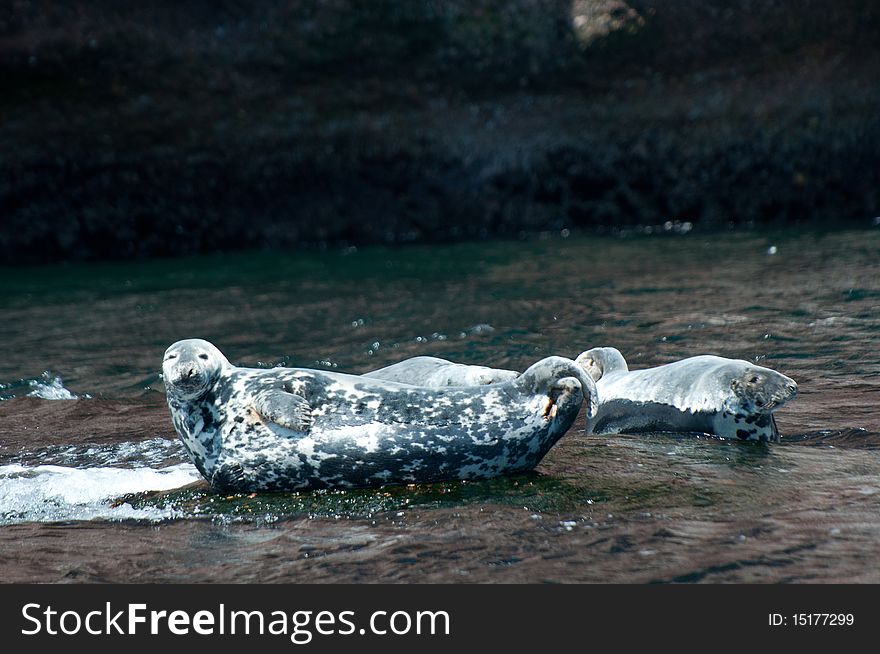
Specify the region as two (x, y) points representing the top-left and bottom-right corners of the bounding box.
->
(1, 228), (879, 582)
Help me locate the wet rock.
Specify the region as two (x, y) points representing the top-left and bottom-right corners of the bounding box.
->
(1, 1), (878, 263)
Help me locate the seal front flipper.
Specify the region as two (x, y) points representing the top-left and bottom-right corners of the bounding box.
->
(211, 462), (248, 493)
(253, 388), (313, 432)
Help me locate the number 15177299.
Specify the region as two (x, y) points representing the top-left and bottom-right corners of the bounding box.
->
(769, 613), (854, 626)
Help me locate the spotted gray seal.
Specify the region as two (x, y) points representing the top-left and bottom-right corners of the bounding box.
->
(162, 339), (598, 492)
(363, 356), (520, 387)
(576, 347), (798, 442)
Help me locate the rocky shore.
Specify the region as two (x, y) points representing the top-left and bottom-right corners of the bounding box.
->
(2, 0), (878, 263)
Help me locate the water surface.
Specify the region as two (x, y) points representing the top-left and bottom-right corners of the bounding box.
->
(1, 229), (878, 582)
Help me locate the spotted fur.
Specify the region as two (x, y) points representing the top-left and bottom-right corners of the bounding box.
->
(162, 339), (597, 492)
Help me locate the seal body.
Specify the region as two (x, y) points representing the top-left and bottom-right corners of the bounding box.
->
(576, 347), (798, 442)
(162, 340), (597, 492)
(364, 356), (520, 387)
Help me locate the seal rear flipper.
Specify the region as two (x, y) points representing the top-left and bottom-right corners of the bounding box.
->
(254, 389), (313, 432)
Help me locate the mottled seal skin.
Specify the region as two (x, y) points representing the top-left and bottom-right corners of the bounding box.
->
(162, 339), (598, 492)
(364, 356), (520, 387)
(575, 347), (798, 442)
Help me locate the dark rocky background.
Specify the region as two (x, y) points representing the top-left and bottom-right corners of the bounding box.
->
(1, 0), (878, 263)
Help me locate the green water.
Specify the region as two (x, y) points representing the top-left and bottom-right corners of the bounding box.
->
(1, 229), (879, 582)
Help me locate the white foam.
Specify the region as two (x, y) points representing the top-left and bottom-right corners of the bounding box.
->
(27, 377), (78, 399)
(0, 462), (201, 525)
(26, 371), (87, 400)
(0, 372), (90, 401)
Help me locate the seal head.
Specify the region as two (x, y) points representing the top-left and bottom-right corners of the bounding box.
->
(162, 339), (228, 401)
(513, 355), (599, 423)
(729, 366), (798, 414)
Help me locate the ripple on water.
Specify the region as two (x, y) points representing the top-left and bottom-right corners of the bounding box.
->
(779, 428), (878, 449)
(1, 438), (190, 468)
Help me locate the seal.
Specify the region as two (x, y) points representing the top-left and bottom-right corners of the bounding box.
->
(162, 339), (598, 492)
(363, 356), (520, 387)
(575, 347), (798, 442)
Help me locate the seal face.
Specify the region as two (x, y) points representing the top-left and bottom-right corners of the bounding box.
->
(575, 347), (798, 442)
(162, 340), (597, 492)
(363, 356), (520, 387)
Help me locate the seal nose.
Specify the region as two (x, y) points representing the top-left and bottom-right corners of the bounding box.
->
(172, 365), (197, 384)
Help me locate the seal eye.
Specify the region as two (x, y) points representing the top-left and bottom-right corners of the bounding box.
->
(199, 354), (209, 360)
(166, 354), (177, 360)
